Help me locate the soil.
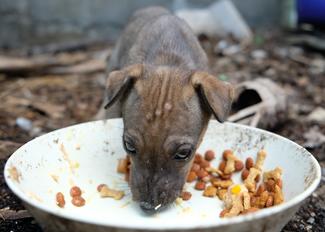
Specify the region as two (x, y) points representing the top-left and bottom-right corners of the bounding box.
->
(0, 32), (324, 231)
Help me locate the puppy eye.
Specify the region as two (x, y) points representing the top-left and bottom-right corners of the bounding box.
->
(123, 139), (136, 154)
(174, 148), (192, 161)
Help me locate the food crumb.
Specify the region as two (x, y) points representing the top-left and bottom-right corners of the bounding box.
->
(8, 166), (21, 183)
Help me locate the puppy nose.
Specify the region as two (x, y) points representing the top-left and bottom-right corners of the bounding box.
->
(139, 201), (159, 214)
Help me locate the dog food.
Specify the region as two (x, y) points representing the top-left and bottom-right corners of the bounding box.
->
(97, 184), (124, 200)
(187, 149), (284, 218)
(71, 196), (86, 207)
(55, 186), (86, 208)
(116, 149), (284, 218)
(56, 192), (65, 208)
(181, 191), (192, 201)
(70, 186), (82, 197)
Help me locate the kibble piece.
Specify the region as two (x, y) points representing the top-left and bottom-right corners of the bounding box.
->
(265, 195), (274, 207)
(224, 153), (236, 174)
(244, 167), (261, 192)
(220, 173), (232, 180)
(202, 176), (211, 183)
(72, 196), (86, 207)
(204, 150), (215, 161)
(191, 163), (200, 172)
(218, 160), (226, 172)
(241, 207), (259, 215)
(187, 171), (197, 182)
(203, 185), (217, 197)
(222, 149), (233, 160)
(194, 154), (203, 163)
(117, 158), (129, 174)
(195, 181), (206, 190)
(224, 197), (244, 217)
(276, 179), (283, 189)
(99, 185), (124, 200)
(56, 192), (65, 208)
(70, 186), (82, 197)
(234, 160), (244, 171)
(255, 150), (267, 170)
(217, 189), (227, 201)
(256, 184), (265, 197)
(97, 184), (107, 192)
(196, 169), (209, 179)
(257, 191), (269, 208)
(242, 191), (251, 210)
(200, 160), (210, 168)
(211, 179), (233, 189)
(263, 167), (282, 182)
(181, 191), (192, 201)
(274, 185), (284, 205)
(250, 196), (258, 208)
(241, 169), (249, 180)
(266, 179), (276, 192)
(245, 157), (254, 170)
(219, 209), (229, 218)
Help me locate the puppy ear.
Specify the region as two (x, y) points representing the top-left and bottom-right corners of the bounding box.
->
(191, 71), (234, 122)
(104, 64), (143, 109)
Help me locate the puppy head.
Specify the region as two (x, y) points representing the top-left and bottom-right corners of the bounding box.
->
(105, 64), (233, 213)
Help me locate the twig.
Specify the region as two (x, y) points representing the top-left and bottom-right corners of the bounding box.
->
(228, 103), (264, 122)
(0, 208), (32, 220)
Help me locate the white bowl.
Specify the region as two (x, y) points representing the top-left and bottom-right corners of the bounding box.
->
(4, 119), (321, 232)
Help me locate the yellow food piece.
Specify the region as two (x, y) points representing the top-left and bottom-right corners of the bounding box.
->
(231, 185), (241, 195)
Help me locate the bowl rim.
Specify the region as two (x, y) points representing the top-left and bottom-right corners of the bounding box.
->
(4, 119), (322, 230)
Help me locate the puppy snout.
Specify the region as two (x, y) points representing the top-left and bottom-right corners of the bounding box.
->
(139, 201), (160, 214)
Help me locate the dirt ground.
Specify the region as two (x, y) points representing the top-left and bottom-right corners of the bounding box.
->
(0, 32), (324, 231)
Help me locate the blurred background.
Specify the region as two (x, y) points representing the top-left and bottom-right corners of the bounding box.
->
(0, 0), (324, 231)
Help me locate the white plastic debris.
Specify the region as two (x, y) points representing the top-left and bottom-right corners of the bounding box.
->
(175, 0), (252, 41)
(16, 117), (33, 131)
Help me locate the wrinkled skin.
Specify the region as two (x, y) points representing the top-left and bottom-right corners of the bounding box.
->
(96, 7), (233, 213)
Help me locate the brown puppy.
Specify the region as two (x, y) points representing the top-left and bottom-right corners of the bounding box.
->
(99, 6), (233, 213)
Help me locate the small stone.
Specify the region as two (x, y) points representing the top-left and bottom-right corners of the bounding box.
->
(307, 217), (315, 224)
(251, 49), (267, 59)
(307, 107), (325, 124)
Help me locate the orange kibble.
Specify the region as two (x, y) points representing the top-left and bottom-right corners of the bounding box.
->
(70, 186), (82, 197)
(194, 154), (203, 163)
(71, 196), (85, 207)
(195, 181), (206, 190)
(234, 160), (244, 171)
(56, 192), (65, 208)
(204, 150), (215, 161)
(191, 163), (200, 172)
(218, 160), (226, 172)
(220, 173), (232, 180)
(187, 171), (197, 182)
(245, 157), (254, 169)
(241, 169), (249, 180)
(196, 169), (209, 179)
(181, 191), (192, 201)
(222, 150), (233, 160)
(200, 160), (210, 168)
(117, 158), (129, 174)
